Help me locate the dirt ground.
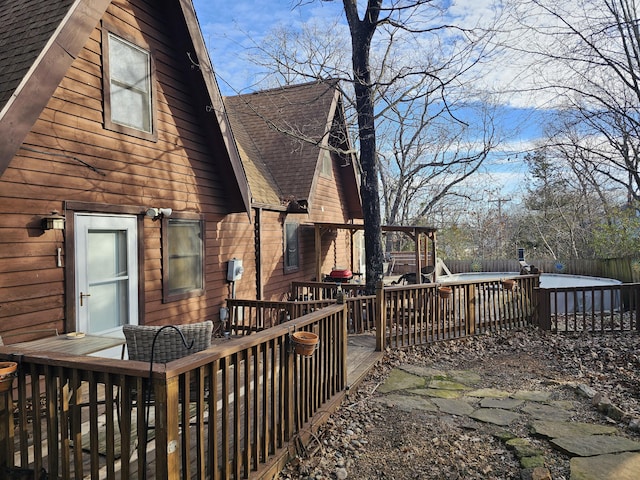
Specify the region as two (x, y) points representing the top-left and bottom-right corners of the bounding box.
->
(277, 327), (640, 479)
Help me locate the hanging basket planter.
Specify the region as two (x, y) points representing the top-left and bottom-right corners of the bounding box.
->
(0, 361), (17, 393)
(291, 331), (319, 356)
(501, 279), (517, 291)
(438, 286), (452, 299)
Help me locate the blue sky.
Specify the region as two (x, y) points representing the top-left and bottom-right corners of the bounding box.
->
(191, 1), (543, 199)
(193, 1), (344, 95)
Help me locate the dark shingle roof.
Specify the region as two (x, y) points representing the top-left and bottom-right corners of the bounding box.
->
(0, 0), (75, 112)
(224, 81), (339, 206)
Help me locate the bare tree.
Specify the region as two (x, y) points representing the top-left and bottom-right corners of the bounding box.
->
(246, 1), (502, 291)
(516, 0), (640, 203)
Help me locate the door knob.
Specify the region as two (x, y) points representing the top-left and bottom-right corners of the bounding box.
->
(80, 292), (91, 307)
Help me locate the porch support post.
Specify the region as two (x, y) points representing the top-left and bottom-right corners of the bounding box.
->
(375, 280), (386, 351)
(414, 229), (422, 283)
(349, 228), (355, 274)
(315, 224), (322, 282)
(255, 207), (263, 300)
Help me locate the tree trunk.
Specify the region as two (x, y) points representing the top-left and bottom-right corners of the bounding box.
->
(343, 0), (384, 293)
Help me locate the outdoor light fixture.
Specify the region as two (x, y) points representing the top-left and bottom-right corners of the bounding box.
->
(145, 207), (173, 219)
(41, 211), (65, 231)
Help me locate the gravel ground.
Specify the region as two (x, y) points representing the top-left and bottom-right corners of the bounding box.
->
(278, 327), (640, 480)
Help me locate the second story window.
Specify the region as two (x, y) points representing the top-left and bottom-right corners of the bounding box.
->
(103, 28), (156, 140)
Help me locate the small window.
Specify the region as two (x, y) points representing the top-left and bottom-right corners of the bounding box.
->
(103, 28), (156, 140)
(284, 223), (299, 271)
(162, 216), (205, 302)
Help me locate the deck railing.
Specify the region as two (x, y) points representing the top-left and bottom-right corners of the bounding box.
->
(226, 298), (336, 336)
(0, 304), (347, 479)
(290, 281), (367, 301)
(380, 275), (539, 348)
(228, 286), (376, 337)
(535, 282), (640, 333)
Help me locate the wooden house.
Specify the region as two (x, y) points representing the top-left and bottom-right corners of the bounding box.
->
(223, 81), (363, 302)
(0, 0), (362, 341)
(0, 0), (253, 340)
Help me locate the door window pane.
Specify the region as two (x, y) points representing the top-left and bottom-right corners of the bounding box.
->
(87, 230), (129, 333)
(88, 281), (128, 332)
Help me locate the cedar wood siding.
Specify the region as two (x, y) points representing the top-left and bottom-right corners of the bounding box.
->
(306, 150), (358, 279)
(0, 0), (248, 335)
(256, 152), (358, 303)
(220, 148), (359, 303)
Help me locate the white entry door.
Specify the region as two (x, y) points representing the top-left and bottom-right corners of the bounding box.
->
(75, 214), (139, 336)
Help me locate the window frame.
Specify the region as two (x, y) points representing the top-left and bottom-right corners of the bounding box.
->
(284, 222), (300, 272)
(162, 213), (205, 302)
(102, 23), (157, 141)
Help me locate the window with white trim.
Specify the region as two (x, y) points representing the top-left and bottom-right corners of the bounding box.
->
(103, 28), (156, 140)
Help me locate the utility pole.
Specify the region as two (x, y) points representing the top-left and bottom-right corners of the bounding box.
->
(489, 197), (511, 256)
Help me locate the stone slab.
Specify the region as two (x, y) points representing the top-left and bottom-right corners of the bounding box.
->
(378, 369), (425, 393)
(512, 390), (552, 402)
(467, 388), (511, 399)
(551, 435), (640, 457)
(427, 378), (468, 390)
(469, 408), (520, 426)
(506, 437), (545, 458)
(522, 403), (572, 421)
(481, 397), (525, 410)
(448, 370), (482, 386)
(530, 420), (618, 439)
(408, 388), (463, 399)
(570, 452), (640, 480)
(432, 398), (475, 416)
(398, 365), (445, 378)
(373, 393), (438, 412)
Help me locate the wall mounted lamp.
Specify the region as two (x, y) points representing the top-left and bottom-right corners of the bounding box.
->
(145, 207), (173, 220)
(41, 211), (65, 231)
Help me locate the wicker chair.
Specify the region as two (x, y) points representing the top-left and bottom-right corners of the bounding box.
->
(120, 321), (214, 454)
(123, 321), (213, 363)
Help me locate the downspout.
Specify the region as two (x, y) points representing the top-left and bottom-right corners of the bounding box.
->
(255, 207), (263, 300)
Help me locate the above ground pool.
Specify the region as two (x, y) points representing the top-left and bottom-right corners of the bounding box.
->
(438, 272), (622, 314)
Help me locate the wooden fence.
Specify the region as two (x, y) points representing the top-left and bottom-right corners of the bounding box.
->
(0, 304), (348, 479)
(535, 283), (640, 333)
(381, 275), (539, 348)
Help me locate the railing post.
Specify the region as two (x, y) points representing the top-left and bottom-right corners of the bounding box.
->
(0, 387), (13, 470)
(466, 284), (476, 336)
(375, 280), (386, 351)
(284, 335), (295, 441)
(154, 374), (181, 480)
(536, 288), (551, 330)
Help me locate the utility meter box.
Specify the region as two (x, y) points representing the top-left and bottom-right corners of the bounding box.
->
(227, 258), (244, 282)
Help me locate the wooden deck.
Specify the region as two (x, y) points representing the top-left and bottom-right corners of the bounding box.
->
(346, 333), (382, 389)
(4, 331), (382, 479)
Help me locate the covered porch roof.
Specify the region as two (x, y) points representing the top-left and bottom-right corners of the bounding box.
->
(312, 222), (438, 283)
